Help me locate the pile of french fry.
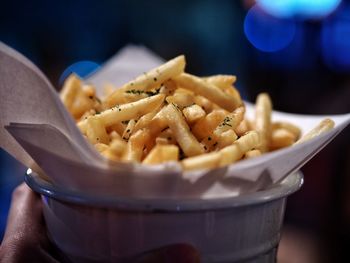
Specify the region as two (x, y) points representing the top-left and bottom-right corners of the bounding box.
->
(60, 55), (334, 171)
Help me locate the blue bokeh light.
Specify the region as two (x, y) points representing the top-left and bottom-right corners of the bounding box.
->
(59, 60), (100, 85)
(322, 5), (350, 70)
(257, 0), (342, 18)
(244, 5), (296, 52)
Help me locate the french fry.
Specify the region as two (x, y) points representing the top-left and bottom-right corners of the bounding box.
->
(78, 94), (165, 133)
(193, 95), (215, 113)
(155, 128), (177, 145)
(203, 75), (237, 89)
(122, 119), (137, 141)
(60, 74), (81, 112)
(85, 116), (110, 144)
(235, 119), (251, 136)
(163, 103), (204, 157)
(182, 104), (206, 124)
(166, 91), (194, 108)
(219, 131), (260, 166)
(255, 93), (272, 152)
(216, 129), (238, 149)
(142, 144), (179, 164)
(213, 106), (245, 137)
(133, 111), (158, 133)
(272, 121), (301, 140)
(192, 109), (228, 140)
(104, 55), (185, 108)
(244, 149), (262, 159)
(173, 73), (241, 112)
(269, 128), (295, 150)
(295, 118), (335, 145)
(122, 129), (150, 162)
(94, 143), (109, 153)
(182, 131), (259, 170)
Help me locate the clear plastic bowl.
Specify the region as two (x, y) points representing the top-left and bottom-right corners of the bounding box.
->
(25, 169), (303, 263)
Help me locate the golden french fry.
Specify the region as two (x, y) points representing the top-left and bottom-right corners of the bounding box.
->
(173, 73), (241, 112)
(166, 92), (194, 108)
(163, 103), (204, 157)
(182, 104), (206, 124)
(219, 131), (260, 166)
(122, 119), (137, 141)
(244, 149), (262, 159)
(133, 111), (158, 132)
(269, 128), (295, 150)
(235, 119), (251, 136)
(213, 106), (245, 136)
(272, 121), (301, 139)
(85, 116), (110, 144)
(182, 131), (259, 170)
(155, 128), (176, 145)
(142, 144), (179, 164)
(78, 94), (165, 133)
(104, 55), (185, 108)
(192, 109), (228, 140)
(217, 129), (238, 149)
(255, 93), (272, 152)
(193, 95), (215, 113)
(94, 143), (109, 153)
(182, 151), (222, 171)
(122, 129), (150, 162)
(60, 74), (81, 112)
(295, 118), (335, 145)
(203, 75), (237, 89)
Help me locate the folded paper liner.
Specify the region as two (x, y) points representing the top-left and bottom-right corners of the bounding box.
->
(1, 42), (350, 199)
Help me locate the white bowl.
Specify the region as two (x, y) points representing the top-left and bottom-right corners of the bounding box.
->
(25, 170), (303, 263)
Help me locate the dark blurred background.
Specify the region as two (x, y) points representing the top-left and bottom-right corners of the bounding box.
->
(1, 0), (349, 262)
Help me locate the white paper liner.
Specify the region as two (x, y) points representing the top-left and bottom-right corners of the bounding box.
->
(1, 42), (349, 198)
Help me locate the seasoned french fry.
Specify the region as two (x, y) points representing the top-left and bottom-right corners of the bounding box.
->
(192, 109), (228, 140)
(217, 129), (238, 149)
(122, 119), (137, 141)
(213, 106), (245, 137)
(255, 93), (272, 152)
(85, 116), (110, 144)
(219, 131), (260, 166)
(295, 118), (335, 145)
(155, 128), (176, 145)
(269, 128), (295, 150)
(182, 104), (206, 124)
(122, 129), (150, 162)
(133, 111), (157, 132)
(78, 94), (165, 133)
(272, 121), (301, 139)
(142, 144), (179, 164)
(244, 149), (262, 159)
(104, 55), (185, 108)
(182, 131), (259, 170)
(163, 103), (204, 157)
(173, 73), (241, 112)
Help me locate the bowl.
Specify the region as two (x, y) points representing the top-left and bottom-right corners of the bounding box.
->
(25, 169), (303, 263)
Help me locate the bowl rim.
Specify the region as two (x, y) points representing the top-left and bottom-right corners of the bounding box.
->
(25, 169), (303, 212)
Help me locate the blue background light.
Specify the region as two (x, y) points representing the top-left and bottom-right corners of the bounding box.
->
(322, 5), (350, 70)
(59, 60), (100, 85)
(257, 0), (342, 18)
(244, 5), (296, 52)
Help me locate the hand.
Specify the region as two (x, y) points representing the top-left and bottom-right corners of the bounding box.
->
(0, 183), (60, 263)
(0, 183), (200, 263)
